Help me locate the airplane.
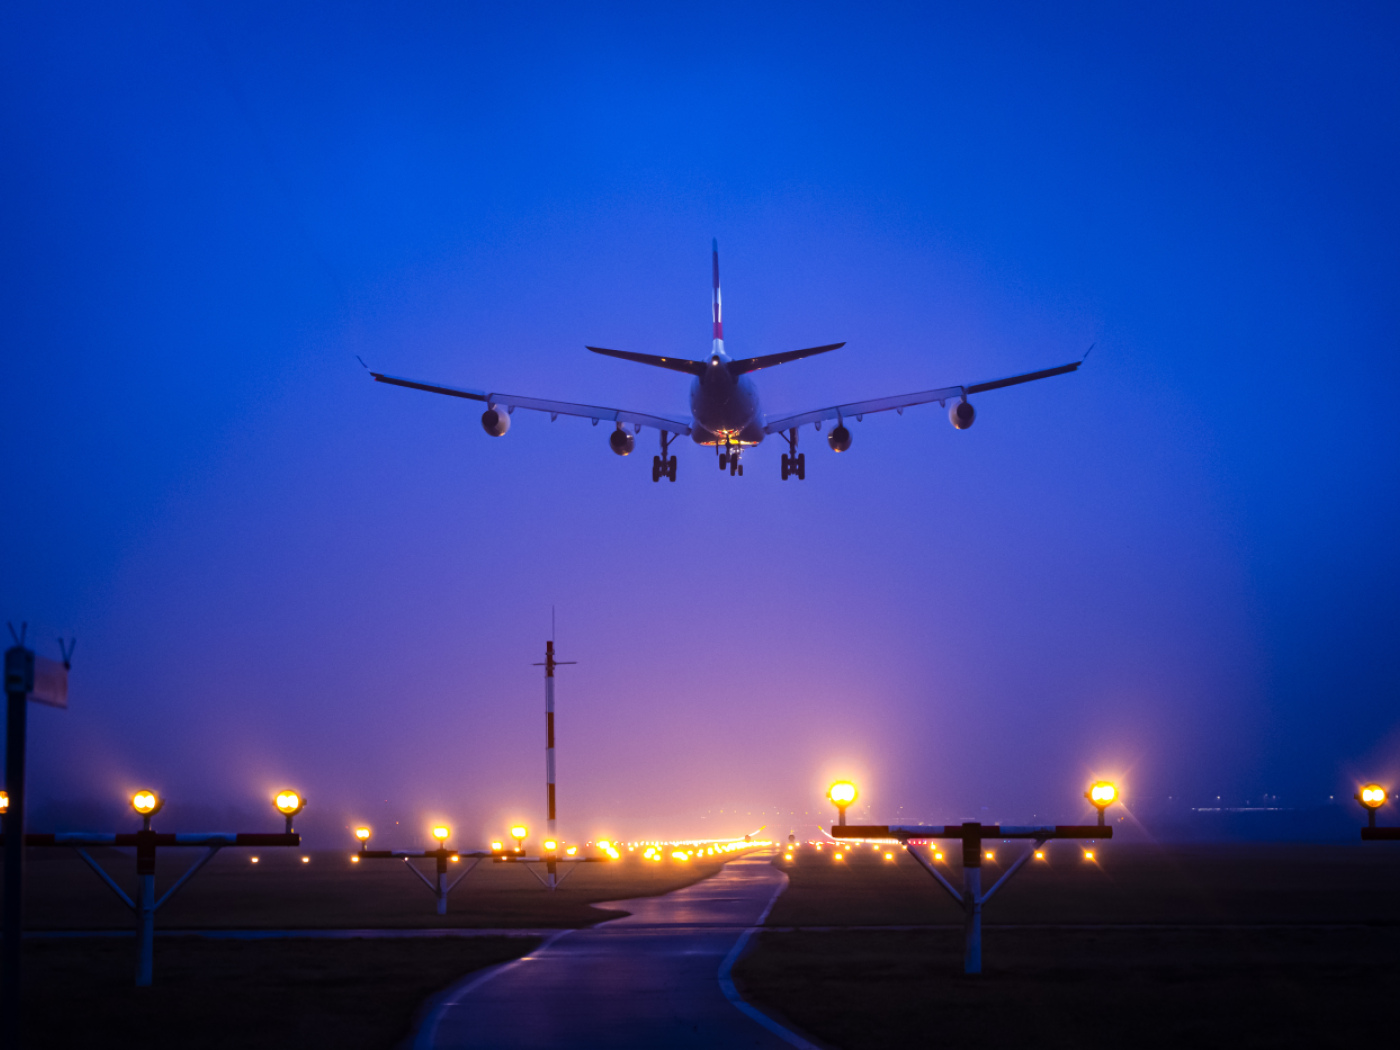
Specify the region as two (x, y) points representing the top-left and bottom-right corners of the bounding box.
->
(366, 240), (1086, 481)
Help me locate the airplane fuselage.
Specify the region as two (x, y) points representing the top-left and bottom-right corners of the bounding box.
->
(688, 344), (766, 446)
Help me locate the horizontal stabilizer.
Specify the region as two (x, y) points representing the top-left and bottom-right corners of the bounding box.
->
(728, 342), (844, 375)
(586, 346), (707, 376)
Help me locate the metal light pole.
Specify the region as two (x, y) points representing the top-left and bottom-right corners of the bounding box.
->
(831, 782), (1120, 976)
(2, 642), (30, 1047)
(3, 625), (70, 1047)
(532, 639), (574, 891)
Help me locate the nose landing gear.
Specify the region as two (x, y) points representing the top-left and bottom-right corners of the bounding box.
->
(652, 431), (677, 482)
(780, 428), (806, 480)
(718, 441), (744, 476)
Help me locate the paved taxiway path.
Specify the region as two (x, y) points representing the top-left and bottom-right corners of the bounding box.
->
(413, 850), (815, 1049)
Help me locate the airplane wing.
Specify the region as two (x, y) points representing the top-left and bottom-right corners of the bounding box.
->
(369, 371), (693, 435)
(763, 357), (1084, 433)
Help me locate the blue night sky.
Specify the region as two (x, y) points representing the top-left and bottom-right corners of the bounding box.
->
(3, 3), (1398, 845)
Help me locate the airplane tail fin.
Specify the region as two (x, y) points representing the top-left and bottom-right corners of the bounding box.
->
(712, 238), (723, 347)
(585, 345), (707, 375)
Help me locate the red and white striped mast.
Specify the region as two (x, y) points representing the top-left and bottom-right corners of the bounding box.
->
(534, 628), (574, 890)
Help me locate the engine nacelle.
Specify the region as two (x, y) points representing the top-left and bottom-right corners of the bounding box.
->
(609, 427), (635, 456)
(481, 406), (511, 437)
(949, 400), (975, 430)
(827, 424), (851, 452)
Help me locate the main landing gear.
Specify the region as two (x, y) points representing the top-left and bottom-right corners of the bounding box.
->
(780, 428), (806, 480)
(718, 442), (744, 476)
(652, 431), (677, 482)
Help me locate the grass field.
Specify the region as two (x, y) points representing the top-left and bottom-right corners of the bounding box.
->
(732, 841), (1400, 1049)
(16, 846), (732, 929)
(20, 935), (537, 1050)
(8, 846), (747, 1047)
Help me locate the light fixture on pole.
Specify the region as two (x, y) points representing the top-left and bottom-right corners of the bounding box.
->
(1357, 784), (1387, 829)
(1086, 781), (1118, 827)
(131, 790), (163, 831)
(274, 790), (305, 834)
(510, 825), (528, 852)
(827, 781), (858, 826)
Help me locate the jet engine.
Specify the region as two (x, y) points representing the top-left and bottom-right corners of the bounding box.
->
(827, 424), (851, 452)
(609, 427), (635, 456)
(481, 406), (511, 436)
(949, 400), (975, 430)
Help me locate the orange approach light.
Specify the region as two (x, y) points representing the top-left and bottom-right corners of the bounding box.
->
(1086, 781), (1118, 825)
(131, 790), (160, 815)
(827, 781), (858, 826)
(510, 826), (528, 842)
(431, 826), (450, 842)
(355, 827), (371, 842)
(1358, 784), (1387, 809)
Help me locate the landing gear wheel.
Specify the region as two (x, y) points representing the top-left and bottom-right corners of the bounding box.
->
(667, 455), (677, 482)
(738, 463), (744, 476)
(652, 455), (662, 482)
(719, 453), (729, 470)
(796, 452), (806, 480)
(781, 454), (790, 480)
(729, 455), (739, 476)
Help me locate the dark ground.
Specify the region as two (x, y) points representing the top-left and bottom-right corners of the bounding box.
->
(6, 847), (742, 1048)
(732, 841), (1400, 1049)
(20, 936), (537, 1050)
(14, 846), (730, 928)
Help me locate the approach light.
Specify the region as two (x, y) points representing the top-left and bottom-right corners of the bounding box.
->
(884, 852), (894, 861)
(274, 790), (305, 833)
(1034, 850), (1046, 861)
(490, 840), (504, 852)
(543, 839), (557, 851)
(355, 827), (371, 842)
(565, 846), (578, 856)
(1086, 781), (1118, 826)
(834, 852), (844, 861)
(510, 825), (528, 845)
(432, 826), (450, 842)
(1084, 850), (1096, 862)
(0, 791), (7, 813)
(827, 781), (858, 826)
(131, 790), (163, 828)
(1357, 784), (1388, 827)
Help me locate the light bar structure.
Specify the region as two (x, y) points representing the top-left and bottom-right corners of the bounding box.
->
(1356, 784), (1398, 840)
(832, 821), (1111, 975)
(1, 793), (300, 987)
(355, 828), (485, 915)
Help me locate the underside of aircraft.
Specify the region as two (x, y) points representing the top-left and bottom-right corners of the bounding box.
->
(367, 241), (1087, 481)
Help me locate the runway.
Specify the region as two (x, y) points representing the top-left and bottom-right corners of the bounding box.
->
(413, 850), (816, 1049)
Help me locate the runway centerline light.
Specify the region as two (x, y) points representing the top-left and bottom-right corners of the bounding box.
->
(1086, 781), (1118, 826)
